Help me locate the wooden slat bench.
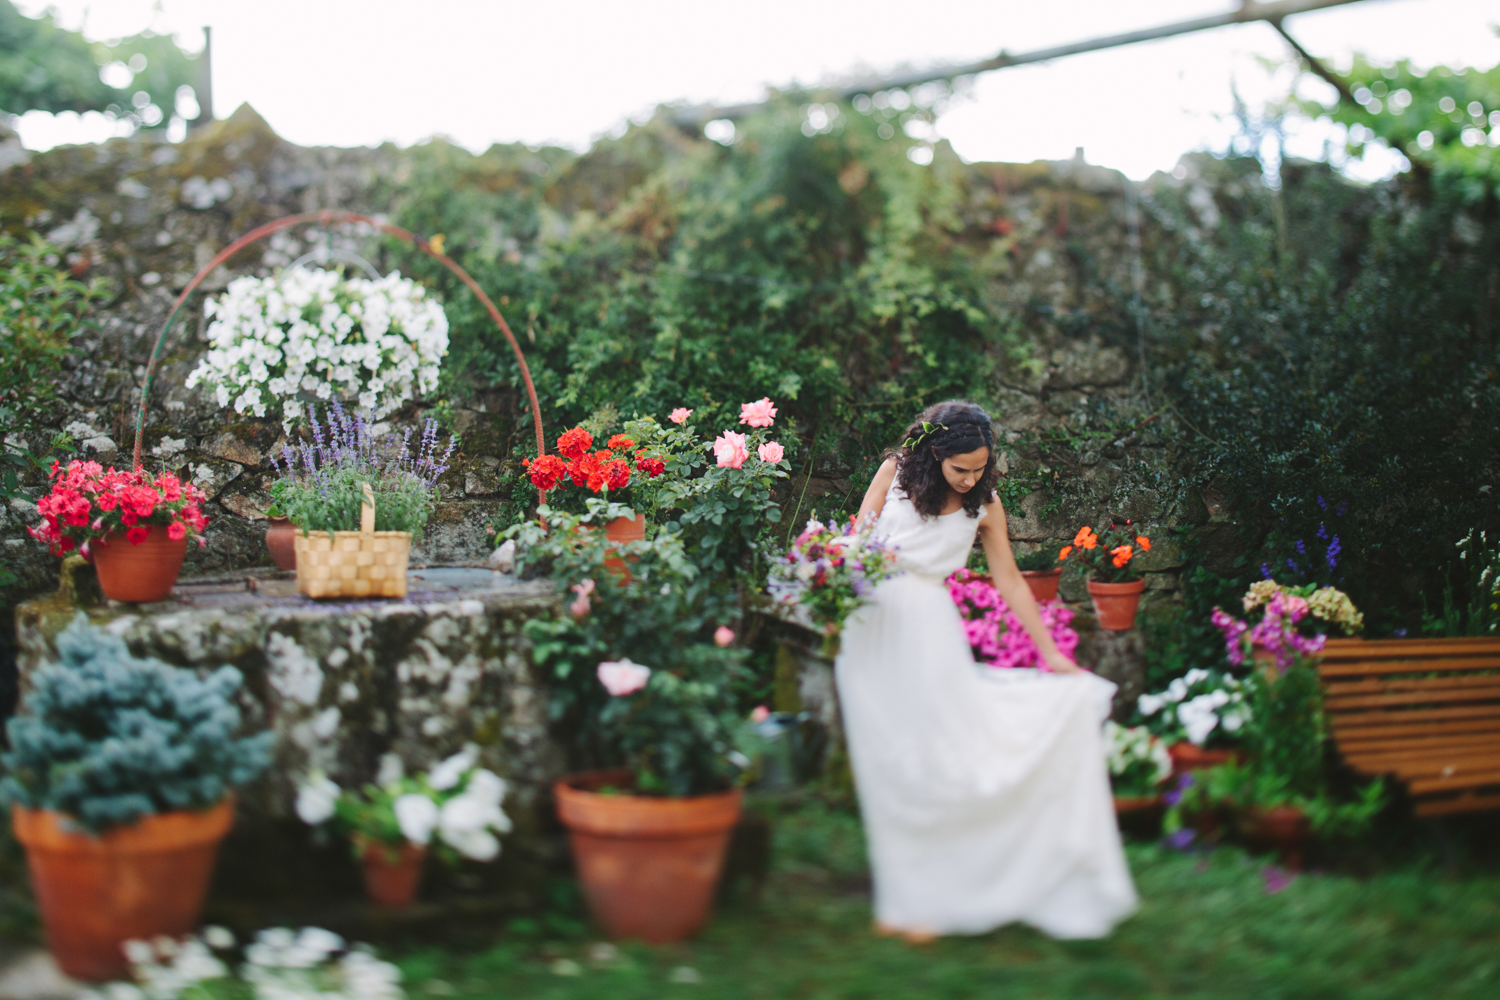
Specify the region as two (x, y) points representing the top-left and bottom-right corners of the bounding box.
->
(1318, 637), (1500, 816)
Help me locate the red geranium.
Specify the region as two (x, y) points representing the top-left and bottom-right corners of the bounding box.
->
(30, 460), (210, 556)
(557, 427), (594, 460)
(636, 455), (666, 478)
(606, 434), (636, 451)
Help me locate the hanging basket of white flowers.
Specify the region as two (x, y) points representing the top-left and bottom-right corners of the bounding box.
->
(185, 266), (448, 428)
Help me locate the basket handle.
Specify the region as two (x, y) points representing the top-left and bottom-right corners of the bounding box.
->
(361, 482), (375, 535)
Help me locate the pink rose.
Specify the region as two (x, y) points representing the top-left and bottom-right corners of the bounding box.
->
(597, 658), (651, 697)
(712, 431), (749, 469)
(750, 705), (771, 723)
(569, 578), (595, 617)
(757, 441), (784, 464)
(739, 397), (778, 428)
(714, 626), (735, 647)
(669, 407), (693, 425)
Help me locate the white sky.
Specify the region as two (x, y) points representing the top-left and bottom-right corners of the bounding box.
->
(12, 0), (1500, 180)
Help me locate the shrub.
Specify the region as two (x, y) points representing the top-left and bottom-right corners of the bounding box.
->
(0, 614), (275, 832)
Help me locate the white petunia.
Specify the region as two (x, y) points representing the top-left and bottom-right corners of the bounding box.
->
(295, 775), (341, 825)
(427, 744), (479, 791)
(393, 793), (439, 845)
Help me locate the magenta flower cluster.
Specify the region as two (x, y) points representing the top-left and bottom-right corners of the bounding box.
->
(1212, 591), (1326, 671)
(946, 569), (1079, 671)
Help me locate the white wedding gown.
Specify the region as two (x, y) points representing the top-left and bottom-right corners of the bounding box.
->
(834, 484), (1138, 939)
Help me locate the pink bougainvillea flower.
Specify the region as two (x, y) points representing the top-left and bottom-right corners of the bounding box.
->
(714, 626), (735, 647)
(750, 705), (771, 723)
(597, 658), (652, 697)
(739, 397), (778, 428)
(669, 407), (693, 425)
(712, 431), (750, 469)
(758, 441), (785, 463)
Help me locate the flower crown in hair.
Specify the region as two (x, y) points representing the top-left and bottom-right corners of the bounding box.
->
(901, 421), (948, 451)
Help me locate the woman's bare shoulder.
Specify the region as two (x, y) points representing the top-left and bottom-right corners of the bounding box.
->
(873, 456), (898, 485)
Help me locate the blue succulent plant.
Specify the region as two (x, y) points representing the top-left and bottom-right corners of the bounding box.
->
(1, 615), (275, 833)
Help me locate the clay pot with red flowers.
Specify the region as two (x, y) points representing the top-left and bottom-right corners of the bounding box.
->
(1060, 523), (1153, 631)
(29, 459), (210, 603)
(4, 616), (272, 980)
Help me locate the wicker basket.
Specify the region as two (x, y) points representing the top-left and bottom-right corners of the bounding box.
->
(293, 483), (411, 599)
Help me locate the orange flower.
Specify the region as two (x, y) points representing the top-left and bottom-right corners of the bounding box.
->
(1073, 526), (1094, 547)
(1058, 545), (1073, 561)
(1111, 544), (1133, 568)
(1080, 532), (1098, 551)
(1137, 535), (1151, 551)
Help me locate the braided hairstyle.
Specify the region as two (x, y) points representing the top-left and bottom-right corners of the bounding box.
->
(890, 401), (999, 519)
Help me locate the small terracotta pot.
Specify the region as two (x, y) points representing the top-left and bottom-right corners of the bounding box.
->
(1087, 578), (1145, 631)
(1021, 569), (1062, 603)
(1113, 794), (1166, 837)
(555, 769), (742, 944)
(90, 525), (187, 603)
(359, 840), (427, 908)
(1239, 805), (1312, 870)
(1168, 741), (1240, 776)
(265, 517), (297, 570)
(12, 799), (234, 981)
(603, 514), (646, 580)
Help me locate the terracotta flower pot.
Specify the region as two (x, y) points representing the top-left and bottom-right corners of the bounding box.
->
(555, 770), (742, 944)
(1113, 794), (1166, 837)
(1239, 805), (1312, 870)
(1021, 569), (1062, 603)
(1168, 741), (1240, 776)
(603, 513), (646, 580)
(90, 525), (187, 603)
(265, 517), (297, 570)
(12, 799), (235, 981)
(1087, 578), (1145, 631)
(359, 840), (427, 908)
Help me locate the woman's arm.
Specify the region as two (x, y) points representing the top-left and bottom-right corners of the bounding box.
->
(856, 457), (898, 526)
(977, 497), (1080, 674)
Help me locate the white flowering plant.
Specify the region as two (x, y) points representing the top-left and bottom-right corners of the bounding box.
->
(1103, 722), (1173, 798)
(81, 925), (405, 1000)
(296, 745), (512, 863)
(186, 268), (448, 428)
(1135, 668), (1251, 748)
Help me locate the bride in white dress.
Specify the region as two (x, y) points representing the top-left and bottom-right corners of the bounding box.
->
(837, 400), (1137, 941)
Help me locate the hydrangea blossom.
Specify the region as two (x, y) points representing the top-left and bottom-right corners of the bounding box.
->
(946, 569), (1079, 670)
(187, 268), (448, 428)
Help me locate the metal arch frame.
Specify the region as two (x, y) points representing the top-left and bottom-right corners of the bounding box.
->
(130, 209), (547, 504)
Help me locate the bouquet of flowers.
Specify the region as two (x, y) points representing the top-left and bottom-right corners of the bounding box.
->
(945, 568), (1078, 670)
(295, 745), (512, 863)
(29, 459), (209, 556)
(1103, 721), (1173, 797)
(1136, 668), (1251, 747)
(766, 516), (901, 649)
(187, 267), (449, 428)
(1060, 522), (1152, 582)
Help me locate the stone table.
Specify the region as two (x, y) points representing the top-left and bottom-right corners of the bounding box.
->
(15, 565), (566, 923)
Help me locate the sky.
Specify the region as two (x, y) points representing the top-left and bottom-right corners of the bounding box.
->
(12, 0), (1500, 180)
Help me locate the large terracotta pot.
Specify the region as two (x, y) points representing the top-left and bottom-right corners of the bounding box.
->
(359, 840), (426, 909)
(12, 798), (234, 981)
(555, 770), (742, 943)
(1168, 741), (1240, 776)
(1239, 805), (1312, 870)
(1021, 569), (1062, 603)
(90, 525), (187, 603)
(265, 517), (297, 570)
(1087, 578), (1145, 631)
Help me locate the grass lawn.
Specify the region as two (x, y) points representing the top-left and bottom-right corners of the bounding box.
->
(375, 798), (1500, 1000)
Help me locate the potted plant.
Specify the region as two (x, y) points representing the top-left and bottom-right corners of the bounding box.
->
(295, 746), (513, 909)
(1014, 544), (1065, 602)
(269, 401), (454, 599)
(504, 511), (750, 943)
(264, 479), (296, 570)
(0, 615), (274, 980)
(1135, 668), (1251, 774)
(945, 568), (1079, 670)
(1221, 579), (1361, 672)
(186, 265), (449, 430)
(523, 424), (670, 544)
(1061, 523), (1152, 630)
(29, 460), (210, 603)
(1104, 722), (1172, 835)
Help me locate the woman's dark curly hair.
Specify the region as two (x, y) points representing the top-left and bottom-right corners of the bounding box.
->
(889, 401), (998, 519)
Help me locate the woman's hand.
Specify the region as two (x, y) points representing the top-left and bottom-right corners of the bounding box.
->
(1042, 648), (1082, 675)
